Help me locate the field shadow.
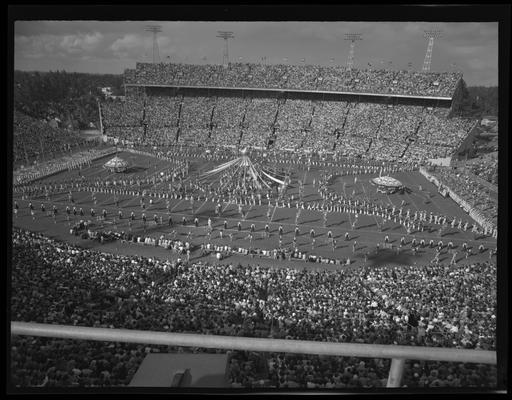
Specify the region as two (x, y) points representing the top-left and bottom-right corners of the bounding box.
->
(125, 166), (148, 173)
(300, 219), (319, 225)
(356, 223), (375, 230)
(366, 248), (415, 266)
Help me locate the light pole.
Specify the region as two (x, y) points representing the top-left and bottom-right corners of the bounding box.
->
(422, 30), (442, 72)
(345, 33), (362, 70)
(216, 31), (234, 66)
(144, 25), (162, 63)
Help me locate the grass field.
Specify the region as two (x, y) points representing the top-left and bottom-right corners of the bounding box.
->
(13, 150), (497, 270)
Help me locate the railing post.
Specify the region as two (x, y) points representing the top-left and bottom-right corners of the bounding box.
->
(386, 358), (405, 388)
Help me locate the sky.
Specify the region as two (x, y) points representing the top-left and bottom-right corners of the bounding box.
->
(14, 21), (499, 86)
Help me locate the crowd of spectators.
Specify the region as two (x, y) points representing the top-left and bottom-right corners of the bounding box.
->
(101, 99), (144, 128)
(101, 94), (473, 164)
(272, 99), (312, 150)
(11, 228), (496, 388)
(426, 166), (498, 232)
(310, 101), (348, 133)
(178, 96), (215, 145)
(13, 146), (116, 186)
(124, 62), (462, 98)
(210, 97), (248, 147)
(144, 96), (181, 129)
(241, 98), (279, 148)
(13, 111), (91, 167)
(462, 154), (498, 186)
(104, 127), (146, 144)
(414, 114), (474, 156)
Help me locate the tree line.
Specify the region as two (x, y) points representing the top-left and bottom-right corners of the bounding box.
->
(457, 86), (498, 119)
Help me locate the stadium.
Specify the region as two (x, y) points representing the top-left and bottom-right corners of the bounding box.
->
(10, 21), (500, 391)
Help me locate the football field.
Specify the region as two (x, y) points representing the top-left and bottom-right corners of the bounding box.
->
(13, 151), (497, 269)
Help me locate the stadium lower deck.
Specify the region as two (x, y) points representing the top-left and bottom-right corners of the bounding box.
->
(12, 149), (497, 269)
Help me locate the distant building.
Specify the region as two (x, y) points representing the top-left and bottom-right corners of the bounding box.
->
(99, 86), (114, 99)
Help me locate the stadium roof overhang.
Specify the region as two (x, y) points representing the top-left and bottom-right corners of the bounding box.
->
(124, 83), (453, 101)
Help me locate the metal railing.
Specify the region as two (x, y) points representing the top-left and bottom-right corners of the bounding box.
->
(11, 321), (496, 388)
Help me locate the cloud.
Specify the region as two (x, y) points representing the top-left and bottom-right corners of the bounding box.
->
(15, 32), (104, 59)
(452, 45), (486, 56)
(110, 33), (176, 60)
(60, 32), (103, 54)
(110, 34), (150, 58)
(14, 21), (498, 85)
(467, 58), (492, 70)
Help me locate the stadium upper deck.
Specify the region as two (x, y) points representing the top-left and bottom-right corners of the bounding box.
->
(124, 62), (463, 99)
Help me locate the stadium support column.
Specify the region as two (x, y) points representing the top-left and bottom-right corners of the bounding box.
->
(422, 30), (442, 72)
(387, 358), (405, 387)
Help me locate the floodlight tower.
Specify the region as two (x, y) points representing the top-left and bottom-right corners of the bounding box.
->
(145, 25), (162, 63)
(216, 31), (234, 66)
(422, 30), (442, 72)
(345, 33), (362, 70)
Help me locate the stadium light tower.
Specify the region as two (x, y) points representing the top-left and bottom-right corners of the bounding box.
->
(145, 25), (162, 63)
(345, 33), (362, 70)
(422, 30), (442, 72)
(216, 31), (234, 66)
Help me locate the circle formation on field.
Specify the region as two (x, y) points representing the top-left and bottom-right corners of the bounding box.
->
(370, 176), (403, 188)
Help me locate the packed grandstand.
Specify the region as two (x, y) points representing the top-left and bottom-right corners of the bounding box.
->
(100, 62), (476, 165)
(11, 61), (498, 389)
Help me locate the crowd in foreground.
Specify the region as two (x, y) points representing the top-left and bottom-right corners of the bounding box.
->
(11, 229), (496, 388)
